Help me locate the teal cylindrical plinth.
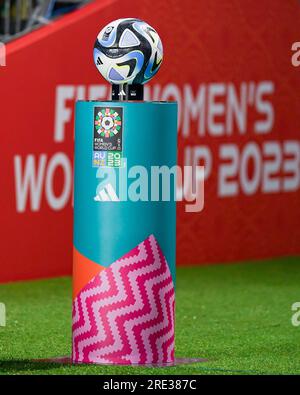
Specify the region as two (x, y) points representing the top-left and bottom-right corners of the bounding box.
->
(72, 101), (177, 366)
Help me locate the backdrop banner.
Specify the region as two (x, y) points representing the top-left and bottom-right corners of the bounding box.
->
(1, 0), (300, 282)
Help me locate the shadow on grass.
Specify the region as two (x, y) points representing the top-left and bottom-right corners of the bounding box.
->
(0, 360), (67, 374)
(0, 357), (209, 374)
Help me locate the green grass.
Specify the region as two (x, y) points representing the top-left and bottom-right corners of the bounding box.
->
(0, 257), (299, 375)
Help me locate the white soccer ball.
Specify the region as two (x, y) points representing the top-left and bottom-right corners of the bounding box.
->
(93, 18), (163, 85)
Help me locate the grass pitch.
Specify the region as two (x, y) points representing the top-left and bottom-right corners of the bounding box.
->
(0, 257), (299, 375)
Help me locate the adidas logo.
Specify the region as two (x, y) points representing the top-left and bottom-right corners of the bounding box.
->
(94, 183), (120, 202)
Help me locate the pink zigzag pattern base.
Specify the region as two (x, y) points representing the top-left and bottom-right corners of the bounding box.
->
(72, 234), (175, 365)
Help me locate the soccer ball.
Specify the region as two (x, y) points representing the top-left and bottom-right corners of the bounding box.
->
(93, 18), (163, 85)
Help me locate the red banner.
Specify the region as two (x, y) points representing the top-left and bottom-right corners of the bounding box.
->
(1, 0), (300, 282)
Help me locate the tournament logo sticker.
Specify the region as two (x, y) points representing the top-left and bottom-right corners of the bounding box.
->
(93, 107), (123, 167)
(95, 108), (122, 138)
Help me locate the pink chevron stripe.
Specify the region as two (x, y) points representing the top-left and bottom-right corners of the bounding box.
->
(73, 238), (173, 366)
(74, 244), (151, 361)
(72, 234), (175, 365)
(77, 239), (166, 362)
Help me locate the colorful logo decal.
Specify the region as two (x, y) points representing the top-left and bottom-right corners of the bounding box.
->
(93, 107), (123, 168)
(94, 108), (122, 138)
